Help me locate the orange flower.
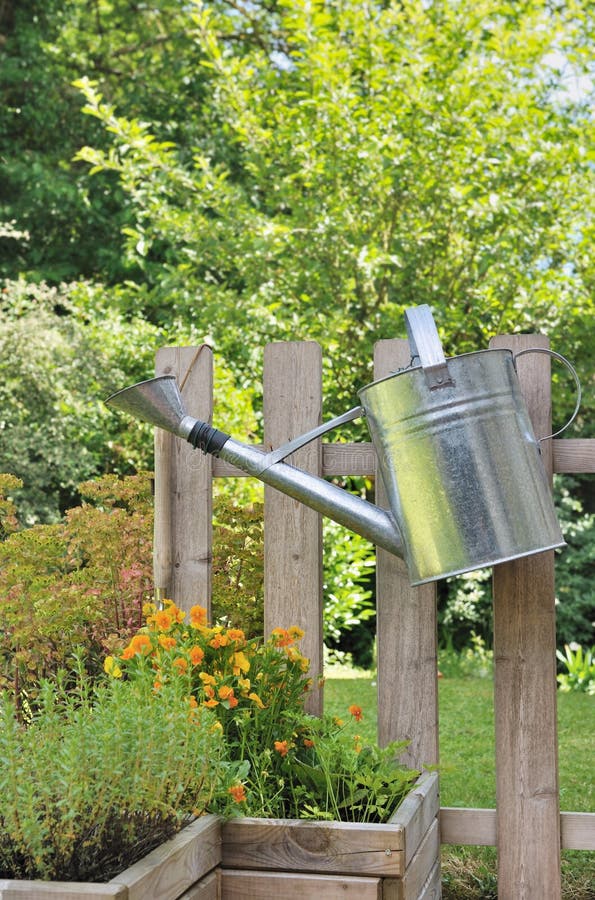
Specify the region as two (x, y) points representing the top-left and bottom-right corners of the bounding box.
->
(270, 627), (292, 647)
(228, 784), (247, 803)
(209, 632), (229, 649)
(227, 628), (246, 644)
(348, 704), (363, 722)
(173, 657), (188, 674)
(203, 698), (219, 708)
(149, 609), (174, 632)
(303, 738), (315, 748)
(189, 646), (205, 666)
(164, 599), (185, 622)
(218, 685), (239, 708)
(121, 633), (152, 658)
(158, 635), (177, 651)
(190, 605), (208, 627)
(274, 740), (290, 757)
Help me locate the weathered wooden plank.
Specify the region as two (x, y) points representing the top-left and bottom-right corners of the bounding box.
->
(155, 346), (214, 615)
(263, 341), (323, 715)
(374, 339), (439, 773)
(0, 884), (126, 899)
(389, 774), (440, 868)
(178, 869), (220, 900)
(219, 869), (382, 899)
(221, 817), (406, 878)
(112, 815), (221, 900)
(561, 811), (595, 850)
(440, 807), (595, 851)
(553, 438), (595, 473)
(415, 860), (441, 900)
(439, 807), (497, 846)
(490, 334), (561, 900)
(382, 818), (440, 900)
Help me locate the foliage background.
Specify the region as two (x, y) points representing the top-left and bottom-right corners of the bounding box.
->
(0, 0), (593, 655)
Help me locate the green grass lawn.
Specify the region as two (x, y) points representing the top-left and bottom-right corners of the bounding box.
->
(325, 672), (595, 899)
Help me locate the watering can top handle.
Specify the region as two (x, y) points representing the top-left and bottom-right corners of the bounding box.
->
(514, 347), (582, 440)
(404, 305), (454, 389)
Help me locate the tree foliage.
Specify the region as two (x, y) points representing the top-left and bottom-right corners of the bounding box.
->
(1, 0), (593, 650)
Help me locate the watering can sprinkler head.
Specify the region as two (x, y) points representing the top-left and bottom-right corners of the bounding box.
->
(106, 305), (575, 585)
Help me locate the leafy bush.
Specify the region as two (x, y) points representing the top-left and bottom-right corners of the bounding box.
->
(0, 474), (154, 709)
(109, 601), (421, 823)
(0, 661), (223, 881)
(556, 643), (595, 695)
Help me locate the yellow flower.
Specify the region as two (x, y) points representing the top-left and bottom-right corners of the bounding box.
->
(248, 692), (265, 709)
(288, 625), (305, 641)
(164, 599), (186, 622)
(142, 602), (156, 616)
(233, 651), (250, 675)
(199, 672), (216, 686)
(104, 656), (122, 678)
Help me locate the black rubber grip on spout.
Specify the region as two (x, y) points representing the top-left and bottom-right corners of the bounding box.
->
(187, 421), (230, 456)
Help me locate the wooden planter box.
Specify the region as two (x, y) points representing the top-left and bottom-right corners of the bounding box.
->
(220, 773), (440, 900)
(0, 774), (439, 900)
(0, 815), (222, 900)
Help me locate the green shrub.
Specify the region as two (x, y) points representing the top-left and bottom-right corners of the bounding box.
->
(556, 643), (595, 695)
(0, 473), (154, 708)
(0, 662), (223, 881)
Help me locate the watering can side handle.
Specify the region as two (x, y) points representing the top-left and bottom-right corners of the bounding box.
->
(514, 348), (582, 440)
(263, 405), (364, 468)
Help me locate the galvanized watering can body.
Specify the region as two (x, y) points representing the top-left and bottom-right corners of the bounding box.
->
(106, 305), (578, 586)
(359, 348), (563, 584)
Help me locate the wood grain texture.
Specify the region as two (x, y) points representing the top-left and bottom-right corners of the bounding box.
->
(373, 339), (439, 771)
(263, 342), (323, 715)
(440, 807), (595, 850)
(221, 817), (406, 878)
(155, 347), (214, 614)
(113, 815), (221, 900)
(0, 884), (126, 899)
(220, 869), (382, 899)
(490, 334), (561, 900)
(389, 774), (439, 868)
(178, 870), (219, 900)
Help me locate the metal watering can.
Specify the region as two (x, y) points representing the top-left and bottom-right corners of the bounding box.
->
(106, 306), (580, 585)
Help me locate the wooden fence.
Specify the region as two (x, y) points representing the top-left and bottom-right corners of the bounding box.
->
(153, 337), (595, 900)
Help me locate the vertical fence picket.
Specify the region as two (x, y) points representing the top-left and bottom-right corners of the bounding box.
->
(490, 334), (561, 899)
(263, 342), (324, 715)
(374, 339), (439, 771)
(154, 346), (214, 616)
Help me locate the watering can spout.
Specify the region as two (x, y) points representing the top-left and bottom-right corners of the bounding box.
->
(105, 376), (404, 559)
